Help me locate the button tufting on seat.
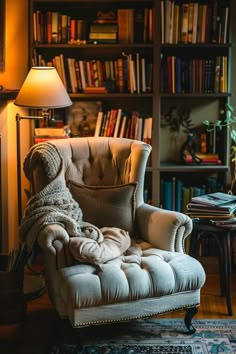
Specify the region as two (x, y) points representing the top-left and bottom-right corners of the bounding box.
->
(59, 240), (206, 309)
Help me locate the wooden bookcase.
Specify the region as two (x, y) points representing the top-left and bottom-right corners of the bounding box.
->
(29, 0), (233, 210)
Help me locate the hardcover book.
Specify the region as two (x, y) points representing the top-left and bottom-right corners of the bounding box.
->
(191, 192), (236, 207)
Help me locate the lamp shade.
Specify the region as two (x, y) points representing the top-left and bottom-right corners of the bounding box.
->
(14, 66), (72, 109)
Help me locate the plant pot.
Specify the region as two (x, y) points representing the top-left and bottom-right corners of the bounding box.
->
(0, 254), (27, 324)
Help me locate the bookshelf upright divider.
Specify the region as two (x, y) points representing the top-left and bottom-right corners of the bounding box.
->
(29, 0), (233, 212)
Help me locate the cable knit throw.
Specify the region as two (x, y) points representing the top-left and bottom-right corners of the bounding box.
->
(19, 142), (104, 252)
(19, 142), (131, 266)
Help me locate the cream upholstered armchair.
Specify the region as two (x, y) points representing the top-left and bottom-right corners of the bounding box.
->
(20, 137), (205, 334)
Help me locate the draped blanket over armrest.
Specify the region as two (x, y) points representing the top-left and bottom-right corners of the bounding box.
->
(19, 142), (131, 264)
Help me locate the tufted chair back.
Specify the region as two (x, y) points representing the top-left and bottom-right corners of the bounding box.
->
(31, 137), (152, 208)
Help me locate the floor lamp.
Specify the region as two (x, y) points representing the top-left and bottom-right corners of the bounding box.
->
(14, 67), (72, 299)
(14, 66), (72, 224)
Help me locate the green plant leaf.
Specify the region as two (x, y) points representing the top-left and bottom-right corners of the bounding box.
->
(226, 103), (234, 113)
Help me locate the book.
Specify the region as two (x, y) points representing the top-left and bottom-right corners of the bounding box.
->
(183, 153), (222, 165)
(191, 192), (236, 207)
(34, 127), (65, 136)
(34, 136), (69, 144)
(187, 202), (236, 214)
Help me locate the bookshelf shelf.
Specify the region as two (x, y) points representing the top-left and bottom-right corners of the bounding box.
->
(160, 93), (231, 98)
(33, 44), (154, 49)
(29, 0), (233, 213)
(69, 93), (154, 99)
(159, 164), (229, 173)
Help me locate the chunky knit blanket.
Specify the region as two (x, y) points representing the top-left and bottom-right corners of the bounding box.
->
(19, 142), (103, 252)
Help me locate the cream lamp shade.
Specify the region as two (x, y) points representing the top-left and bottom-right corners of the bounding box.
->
(14, 66), (72, 108)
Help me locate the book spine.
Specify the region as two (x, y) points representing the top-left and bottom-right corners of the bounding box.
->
(163, 180), (172, 211)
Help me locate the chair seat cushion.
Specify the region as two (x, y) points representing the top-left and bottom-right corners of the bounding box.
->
(58, 240), (205, 309)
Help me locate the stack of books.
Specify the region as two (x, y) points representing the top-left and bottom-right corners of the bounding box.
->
(186, 192), (236, 227)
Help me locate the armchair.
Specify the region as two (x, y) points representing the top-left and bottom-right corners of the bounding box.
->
(20, 137), (205, 333)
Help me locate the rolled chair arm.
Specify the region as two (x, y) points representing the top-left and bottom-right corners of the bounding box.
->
(135, 203), (193, 253)
(37, 224), (70, 255)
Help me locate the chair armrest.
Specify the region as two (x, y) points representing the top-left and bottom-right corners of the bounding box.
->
(135, 203), (193, 253)
(37, 224), (69, 255)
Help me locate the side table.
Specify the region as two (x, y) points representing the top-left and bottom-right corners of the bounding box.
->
(189, 221), (235, 316)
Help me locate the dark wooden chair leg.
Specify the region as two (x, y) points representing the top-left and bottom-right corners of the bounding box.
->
(184, 306), (198, 334)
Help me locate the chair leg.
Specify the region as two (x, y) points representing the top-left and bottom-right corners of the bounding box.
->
(184, 306), (198, 334)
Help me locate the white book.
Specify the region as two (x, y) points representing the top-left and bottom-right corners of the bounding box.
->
(136, 53), (140, 94)
(71, 58), (78, 92)
(119, 115), (127, 138)
(86, 61), (92, 87)
(94, 111), (103, 137)
(113, 109), (122, 138)
(79, 60), (86, 89)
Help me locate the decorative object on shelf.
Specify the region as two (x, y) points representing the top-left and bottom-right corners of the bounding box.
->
(180, 132), (200, 164)
(14, 66), (72, 224)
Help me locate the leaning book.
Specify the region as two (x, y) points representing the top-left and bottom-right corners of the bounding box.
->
(190, 192), (236, 207)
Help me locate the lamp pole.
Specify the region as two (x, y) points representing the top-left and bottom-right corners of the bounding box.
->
(16, 113), (45, 224)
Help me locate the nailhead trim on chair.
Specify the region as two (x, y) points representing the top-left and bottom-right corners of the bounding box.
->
(72, 303), (200, 327)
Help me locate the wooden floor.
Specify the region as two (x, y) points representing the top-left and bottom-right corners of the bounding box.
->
(0, 266), (236, 354)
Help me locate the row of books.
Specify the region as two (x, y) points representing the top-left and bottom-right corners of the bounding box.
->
(32, 52), (153, 95)
(94, 109), (152, 143)
(161, 55), (228, 94)
(160, 176), (223, 213)
(33, 8), (153, 45)
(32, 101), (152, 145)
(161, 0), (229, 44)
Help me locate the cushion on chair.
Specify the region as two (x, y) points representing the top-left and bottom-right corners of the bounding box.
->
(68, 181), (138, 236)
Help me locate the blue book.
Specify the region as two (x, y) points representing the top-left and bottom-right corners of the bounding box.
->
(176, 179), (183, 212)
(163, 180), (172, 210)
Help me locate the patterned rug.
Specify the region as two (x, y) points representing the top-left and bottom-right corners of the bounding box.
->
(48, 318), (236, 354)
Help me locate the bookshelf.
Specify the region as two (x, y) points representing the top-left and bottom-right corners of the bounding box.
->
(29, 0), (233, 211)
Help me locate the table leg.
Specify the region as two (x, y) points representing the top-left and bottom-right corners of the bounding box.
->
(223, 231), (233, 316)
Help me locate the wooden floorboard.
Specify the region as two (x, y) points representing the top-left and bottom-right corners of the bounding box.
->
(0, 268), (235, 354)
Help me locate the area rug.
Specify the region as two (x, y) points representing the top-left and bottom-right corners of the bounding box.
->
(48, 318), (236, 354)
